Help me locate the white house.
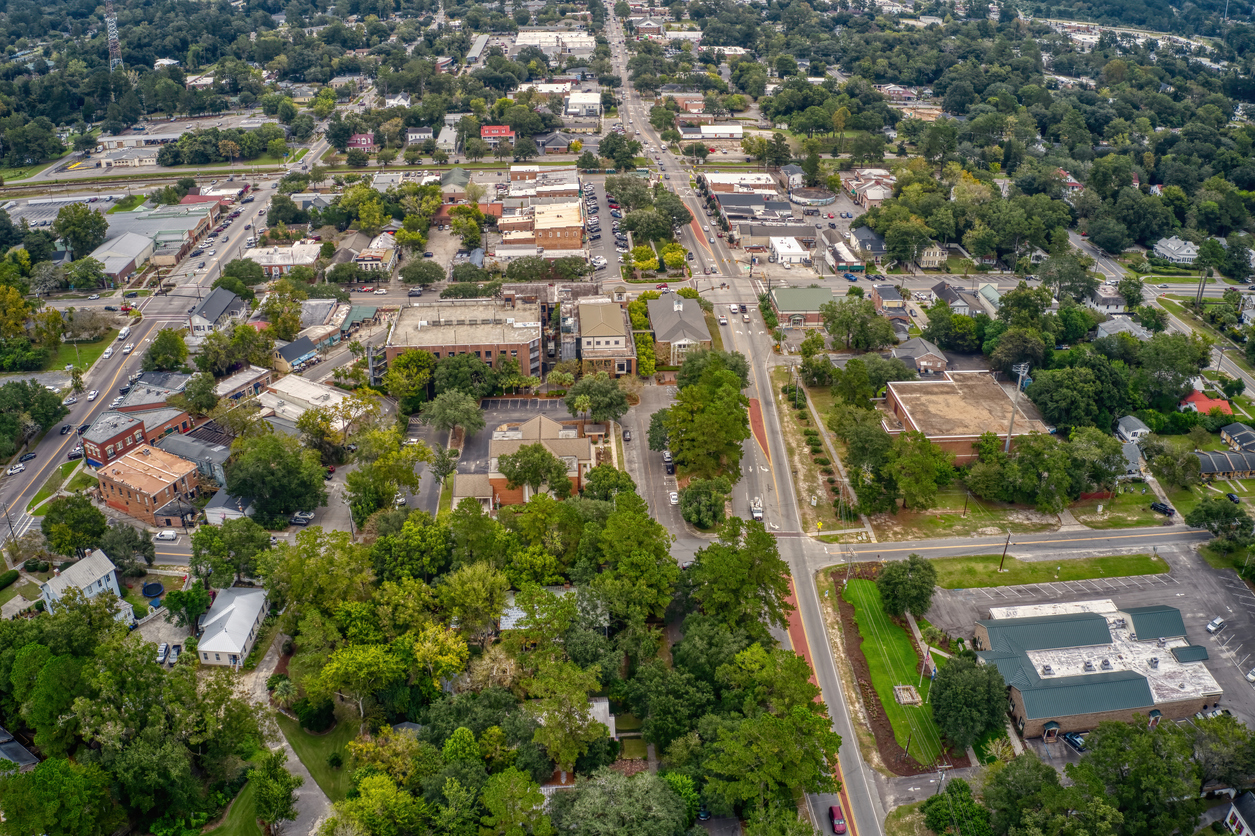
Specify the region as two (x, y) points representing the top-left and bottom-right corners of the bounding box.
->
(197, 587), (269, 668)
(40, 550), (129, 621)
(188, 287), (248, 336)
(1085, 287), (1127, 314)
(1153, 236), (1199, 265)
(769, 236), (808, 264)
(1116, 415), (1151, 443)
(1224, 791), (1255, 836)
(780, 164), (805, 190)
(204, 491), (255, 525)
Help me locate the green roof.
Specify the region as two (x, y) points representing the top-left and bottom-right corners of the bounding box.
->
(979, 612), (1112, 653)
(1171, 645), (1210, 662)
(769, 287), (836, 313)
(1018, 670), (1154, 720)
(345, 305), (377, 328)
(1125, 605), (1187, 640)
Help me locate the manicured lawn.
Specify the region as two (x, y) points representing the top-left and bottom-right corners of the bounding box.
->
(1166, 485), (1207, 517)
(108, 195), (147, 213)
(27, 461), (81, 511)
(66, 472), (96, 493)
(615, 712), (643, 732)
(0, 584), (22, 606)
(204, 778), (262, 836)
(884, 799), (928, 836)
(438, 480), (453, 516)
(929, 553), (1165, 589)
(620, 738), (648, 759)
(0, 157), (61, 181)
(276, 713), (357, 803)
(48, 330), (120, 372)
(843, 579), (944, 767)
(1070, 488), (1167, 529)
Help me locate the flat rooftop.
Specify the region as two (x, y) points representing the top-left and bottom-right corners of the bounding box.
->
(389, 301), (543, 348)
(990, 600), (1117, 619)
(887, 372), (1049, 439)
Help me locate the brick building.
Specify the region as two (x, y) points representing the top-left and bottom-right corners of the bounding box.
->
(386, 299), (543, 377)
(975, 600), (1221, 739)
(533, 201), (585, 249)
(452, 415), (595, 510)
(82, 408), (196, 469)
(577, 299), (636, 377)
(881, 372), (1048, 464)
(97, 446), (199, 526)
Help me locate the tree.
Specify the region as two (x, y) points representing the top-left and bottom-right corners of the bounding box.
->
(96, 524), (155, 574)
(498, 443), (572, 499)
(142, 328), (189, 372)
(316, 643), (404, 726)
(528, 659), (607, 777)
(1117, 276), (1145, 309)
(40, 495), (107, 557)
(52, 203), (109, 260)
(190, 516), (272, 587)
(0, 757), (123, 836)
(163, 579), (212, 628)
(565, 372), (629, 424)
(421, 389), (486, 437)
(666, 360), (751, 481)
(480, 767), (552, 836)
(930, 654), (1007, 750)
(594, 491), (678, 624)
(384, 349), (437, 413)
(582, 463), (638, 501)
(439, 562), (509, 648)
(226, 433), (328, 526)
(887, 431), (954, 510)
(549, 769), (688, 836)
(1184, 496), (1254, 551)
(252, 749), (304, 836)
(648, 408), (670, 452)
(401, 261), (444, 285)
(922, 779), (991, 836)
(434, 353), (498, 399)
(621, 210), (672, 242)
(689, 517), (793, 636)
(429, 447), (460, 489)
(678, 476), (732, 528)
(1067, 717), (1203, 836)
(1087, 217), (1132, 255)
(876, 554), (937, 617)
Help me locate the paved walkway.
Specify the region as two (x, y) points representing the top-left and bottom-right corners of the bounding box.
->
(242, 635), (331, 836)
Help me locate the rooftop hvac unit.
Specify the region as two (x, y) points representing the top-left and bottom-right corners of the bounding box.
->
(1149, 658), (1159, 668)
(1100, 659), (1112, 670)
(1041, 664), (1053, 675)
(1083, 660), (1095, 672)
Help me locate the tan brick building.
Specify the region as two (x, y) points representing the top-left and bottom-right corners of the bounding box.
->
(98, 446), (199, 526)
(577, 298), (636, 377)
(386, 299), (544, 377)
(533, 201), (585, 250)
(453, 415), (595, 511)
(974, 601), (1221, 739)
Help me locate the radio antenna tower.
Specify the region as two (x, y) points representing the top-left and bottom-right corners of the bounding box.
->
(105, 0), (123, 72)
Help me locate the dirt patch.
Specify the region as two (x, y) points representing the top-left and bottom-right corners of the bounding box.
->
(827, 564), (970, 776)
(608, 757), (650, 777)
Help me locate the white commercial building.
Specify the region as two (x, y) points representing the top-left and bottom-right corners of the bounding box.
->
(769, 236), (808, 264)
(565, 92), (603, 118)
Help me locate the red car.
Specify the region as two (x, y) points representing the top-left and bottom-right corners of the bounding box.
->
(828, 212), (835, 218)
(656, 283), (669, 290)
(829, 805), (847, 835)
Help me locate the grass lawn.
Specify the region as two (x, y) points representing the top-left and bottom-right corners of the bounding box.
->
(864, 487), (1058, 542)
(438, 480), (453, 516)
(0, 158), (61, 182)
(1070, 488), (1167, 529)
(48, 330), (120, 372)
(704, 310), (724, 352)
(204, 778), (261, 836)
(108, 195), (147, 213)
(973, 724), (1011, 764)
(884, 799), (928, 836)
(0, 583), (23, 606)
(843, 579), (945, 767)
(1166, 484), (1207, 517)
(27, 461), (81, 511)
(615, 712), (643, 733)
(929, 553), (1165, 589)
(620, 738), (648, 759)
(276, 713), (357, 802)
(291, 148), (309, 162)
(242, 619), (280, 670)
(770, 367), (851, 533)
(66, 471), (96, 493)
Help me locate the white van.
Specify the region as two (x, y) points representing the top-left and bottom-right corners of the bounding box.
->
(117, 326), (131, 341)
(246, 236), (256, 247)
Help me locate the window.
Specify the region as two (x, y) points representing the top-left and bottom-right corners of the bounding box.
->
(214, 654), (220, 661)
(106, 445), (114, 456)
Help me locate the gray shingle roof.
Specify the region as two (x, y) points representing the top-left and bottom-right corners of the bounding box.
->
(894, 336), (943, 360)
(850, 225), (886, 254)
(1117, 415), (1150, 435)
(647, 297), (710, 345)
(276, 335), (315, 363)
(191, 287), (245, 324)
(0, 725), (37, 769)
(1125, 605), (1187, 640)
(1233, 791), (1255, 826)
(1197, 450), (1255, 475)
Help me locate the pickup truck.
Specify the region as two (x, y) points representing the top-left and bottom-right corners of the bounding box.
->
(751, 498), (763, 521)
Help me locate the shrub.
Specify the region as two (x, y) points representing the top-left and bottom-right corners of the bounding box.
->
(22, 559), (39, 572)
(34, 600), (45, 611)
(266, 673), (290, 691)
(132, 603), (148, 619)
(821, 467), (834, 475)
(827, 477), (837, 484)
(814, 457), (831, 466)
(0, 569), (17, 590)
(803, 428), (820, 438)
(293, 696), (336, 732)
(327, 752), (344, 769)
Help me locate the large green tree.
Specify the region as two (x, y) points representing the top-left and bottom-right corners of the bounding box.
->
(876, 553), (937, 617)
(253, 749), (304, 836)
(565, 372), (629, 424)
(52, 203), (109, 260)
(496, 442), (573, 500)
(688, 517), (793, 636)
(40, 495), (107, 557)
(142, 328), (189, 372)
(226, 433), (327, 525)
(930, 654), (1007, 750)
(0, 757), (123, 836)
(420, 389), (486, 437)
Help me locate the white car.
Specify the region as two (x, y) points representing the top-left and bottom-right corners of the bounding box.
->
(63, 395), (77, 405)
(208, 249), (216, 256)
(102, 347), (114, 359)
(155, 530), (177, 542)
(110, 397), (124, 407)
(86, 390), (99, 401)
(88, 294), (100, 300)
(719, 315), (728, 325)
(374, 288), (387, 295)
(395, 493), (407, 506)
(121, 343), (134, 355)
(669, 491), (679, 505)
(6, 464), (24, 475)
(729, 303), (739, 313)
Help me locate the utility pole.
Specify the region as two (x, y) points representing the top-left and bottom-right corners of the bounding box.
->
(999, 528), (1012, 572)
(1004, 363), (1030, 454)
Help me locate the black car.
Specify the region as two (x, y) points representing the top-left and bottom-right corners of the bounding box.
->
(77, 424), (90, 435)
(589, 234), (601, 241)
(66, 450), (83, 461)
(1228, 492), (1242, 503)
(623, 429), (631, 442)
(60, 425), (72, 435)
(407, 288), (424, 297)
(665, 462), (675, 475)
(123, 291), (138, 298)
(104, 305), (118, 311)
(191, 249), (204, 256)
(1150, 501), (1175, 516)
(118, 385), (131, 396)
(18, 452), (36, 463)
(423, 251), (434, 258)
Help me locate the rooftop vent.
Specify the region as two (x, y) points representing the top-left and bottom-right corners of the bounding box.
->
(1100, 659), (1112, 670)
(1149, 658), (1159, 668)
(1083, 660), (1095, 672)
(1041, 664), (1053, 676)
(1158, 637), (1167, 647)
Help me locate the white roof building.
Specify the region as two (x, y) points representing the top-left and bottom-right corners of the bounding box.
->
(88, 232), (155, 281)
(40, 550), (129, 621)
(769, 236), (808, 263)
(258, 375), (352, 432)
(242, 243), (322, 275)
(197, 587), (269, 667)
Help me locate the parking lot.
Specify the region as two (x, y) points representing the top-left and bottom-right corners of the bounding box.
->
(925, 543), (1255, 731)
(458, 400), (566, 476)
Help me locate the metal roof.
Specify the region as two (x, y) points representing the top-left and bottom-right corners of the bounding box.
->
(1224, 422), (1255, 450)
(1018, 670), (1154, 720)
(1171, 645), (1210, 662)
(1125, 605), (1187, 640)
(979, 612), (1113, 652)
(769, 287), (836, 313)
(191, 287), (245, 324)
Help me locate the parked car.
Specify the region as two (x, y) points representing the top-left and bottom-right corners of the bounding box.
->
(1207, 616), (1226, 633)
(104, 305), (118, 311)
(623, 429), (631, 442)
(63, 395), (77, 405)
(408, 288), (424, 297)
(1150, 501), (1175, 516)
(829, 805), (847, 835)
(77, 424), (90, 434)
(88, 294), (100, 300)
(66, 450), (83, 461)
(289, 511), (316, 526)
(155, 643), (169, 664)
(60, 425), (72, 435)
(1228, 493), (1242, 503)
(423, 251), (434, 258)
(155, 530), (177, 541)
(669, 491), (679, 505)
(1061, 732), (1087, 752)
(5, 464), (24, 475)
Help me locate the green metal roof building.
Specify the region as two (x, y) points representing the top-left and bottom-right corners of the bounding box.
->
(973, 604), (1221, 739)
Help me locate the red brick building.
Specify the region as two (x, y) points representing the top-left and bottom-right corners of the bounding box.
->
(98, 446), (199, 526)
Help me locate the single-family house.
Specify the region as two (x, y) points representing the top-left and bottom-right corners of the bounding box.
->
(1116, 415), (1151, 443)
(40, 549), (129, 621)
(1154, 236), (1199, 265)
(1086, 287), (1127, 314)
(197, 587), (269, 668)
(1096, 317), (1152, 341)
(647, 295), (712, 366)
(1180, 390), (1233, 416)
(892, 337), (948, 374)
(407, 126), (434, 144)
(347, 133), (377, 153)
(189, 287), (248, 336)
